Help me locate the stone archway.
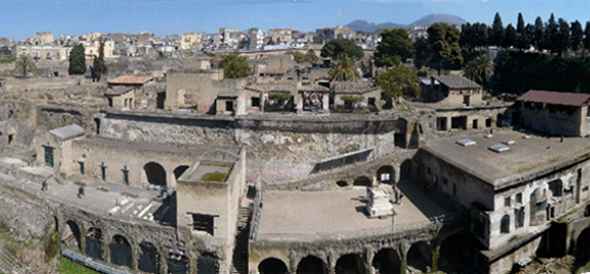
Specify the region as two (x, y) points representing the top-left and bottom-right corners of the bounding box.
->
(197, 253), (219, 274)
(62, 220), (82, 251)
(407, 241), (433, 273)
(377, 165), (395, 185)
(576, 226), (590, 266)
(85, 227), (103, 260)
(174, 165), (190, 180)
(337, 180), (349, 188)
(336, 253), (365, 274)
(372, 248), (402, 274)
(297, 255), (327, 274)
(138, 241), (160, 274)
(144, 162), (167, 187)
(110, 234), (133, 268)
(258, 257), (289, 274)
(168, 255), (190, 274)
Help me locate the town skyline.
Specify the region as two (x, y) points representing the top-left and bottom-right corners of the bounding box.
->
(3, 0), (590, 39)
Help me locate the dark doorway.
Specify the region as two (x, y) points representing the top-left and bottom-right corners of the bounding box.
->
(110, 235), (133, 268)
(139, 241), (160, 274)
(157, 92), (166, 109)
(259, 258), (288, 274)
(63, 221), (82, 251)
(85, 227), (103, 260)
(144, 162), (167, 187)
(174, 165), (190, 180)
(197, 253), (219, 274)
(372, 249), (402, 274)
(336, 254), (364, 274)
(407, 242), (432, 272)
(451, 116), (467, 130)
(168, 256), (190, 274)
(297, 256), (327, 274)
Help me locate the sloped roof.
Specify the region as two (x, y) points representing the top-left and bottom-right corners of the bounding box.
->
(49, 124), (85, 141)
(518, 90), (590, 107)
(435, 75), (481, 89)
(108, 75), (153, 85)
(105, 86), (134, 96)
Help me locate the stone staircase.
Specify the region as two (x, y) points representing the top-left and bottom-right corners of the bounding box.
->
(231, 204), (252, 274)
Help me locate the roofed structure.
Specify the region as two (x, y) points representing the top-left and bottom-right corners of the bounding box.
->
(518, 90), (590, 107)
(435, 75), (481, 90)
(49, 124), (85, 141)
(108, 75), (153, 86)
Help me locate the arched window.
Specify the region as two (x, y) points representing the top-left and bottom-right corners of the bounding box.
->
(259, 257), (288, 274)
(500, 215), (510, 234)
(144, 162), (167, 187)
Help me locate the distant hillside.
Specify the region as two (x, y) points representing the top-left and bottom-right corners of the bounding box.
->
(409, 14), (467, 27)
(346, 14), (467, 33)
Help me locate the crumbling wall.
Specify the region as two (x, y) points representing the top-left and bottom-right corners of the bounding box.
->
(0, 183), (54, 241)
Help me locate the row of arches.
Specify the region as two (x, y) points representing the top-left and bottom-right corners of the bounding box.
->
(144, 162), (190, 187)
(258, 238), (463, 274)
(63, 221), (163, 273)
(336, 165), (397, 188)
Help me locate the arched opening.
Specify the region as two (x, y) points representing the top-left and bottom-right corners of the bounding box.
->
(259, 257), (288, 274)
(336, 253), (365, 274)
(530, 188), (547, 226)
(353, 176), (372, 187)
(577, 227), (590, 266)
(174, 165), (190, 180)
(372, 249), (401, 274)
(377, 166), (395, 185)
(438, 233), (471, 273)
(168, 255), (189, 274)
(197, 253), (219, 274)
(548, 179), (563, 198)
(110, 235), (133, 268)
(139, 241), (160, 274)
(297, 255), (327, 274)
(144, 162), (167, 187)
(62, 220), (82, 251)
(500, 215), (511, 234)
(85, 227), (103, 260)
(400, 159), (413, 181)
(407, 241), (433, 272)
(337, 181), (349, 188)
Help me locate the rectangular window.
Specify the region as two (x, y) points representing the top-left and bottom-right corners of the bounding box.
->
(251, 97), (261, 107)
(122, 167), (129, 185)
(79, 161), (85, 175)
(516, 193), (523, 204)
(100, 163), (107, 181)
(225, 101), (234, 112)
(190, 213), (216, 236)
(505, 196), (512, 207)
(43, 146), (54, 168)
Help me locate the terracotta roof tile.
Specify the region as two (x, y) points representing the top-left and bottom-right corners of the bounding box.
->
(518, 90), (590, 107)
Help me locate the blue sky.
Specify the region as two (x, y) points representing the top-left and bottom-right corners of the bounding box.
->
(2, 0), (590, 39)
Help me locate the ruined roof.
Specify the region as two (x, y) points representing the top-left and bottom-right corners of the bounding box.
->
(331, 80), (378, 94)
(298, 83), (330, 93)
(518, 90), (590, 107)
(435, 75), (481, 90)
(422, 130), (590, 190)
(108, 75), (153, 86)
(246, 81), (298, 93)
(105, 86), (134, 96)
(49, 124), (85, 141)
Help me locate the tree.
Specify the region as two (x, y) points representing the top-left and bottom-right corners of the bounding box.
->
(460, 23), (475, 51)
(557, 18), (570, 56)
(414, 37), (431, 68)
(515, 13), (530, 50)
(376, 65), (420, 103)
(571, 20), (584, 53)
(584, 22), (590, 56)
(305, 49), (319, 64)
(464, 55), (493, 87)
(329, 56), (359, 81)
(491, 12), (505, 46)
(427, 23), (463, 73)
(14, 55), (36, 78)
(545, 14), (559, 53)
(222, 54), (251, 79)
(374, 28), (414, 67)
(473, 23), (490, 48)
(320, 39), (363, 61)
(517, 13), (526, 35)
(91, 40), (108, 82)
(68, 44), (86, 75)
(503, 24), (517, 48)
(533, 17), (545, 50)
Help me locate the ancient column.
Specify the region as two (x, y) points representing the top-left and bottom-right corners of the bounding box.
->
(159, 251), (168, 274)
(364, 248), (376, 274)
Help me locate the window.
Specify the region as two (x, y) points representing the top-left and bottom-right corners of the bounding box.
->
(516, 193), (523, 204)
(225, 101), (234, 112)
(251, 97), (261, 107)
(122, 166), (129, 185)
(8, 134), (13, 145)
(100, 162), (107, 181)
(43, 146), (55, 168)
(380, 173), (391, 182)
(190, 213), (216, 236)
(515, 208), (525, 228)
(472, 119), (478, 129)
(79, 161), (85, 175)
(504, 196), (511, 207)
(500, 215), (510, 234)
(443, 178), (448, 185)
(368, 97), (376, 106)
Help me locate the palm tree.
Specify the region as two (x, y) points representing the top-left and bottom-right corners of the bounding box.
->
(329, 55), (359, 81)
(464, 55), (493, 87)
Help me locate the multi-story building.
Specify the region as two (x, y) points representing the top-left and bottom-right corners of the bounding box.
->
(247, 28), (265, 50)
(180, 32), (203, 50)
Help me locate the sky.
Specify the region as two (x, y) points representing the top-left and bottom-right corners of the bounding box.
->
(2, 0), (590, 40)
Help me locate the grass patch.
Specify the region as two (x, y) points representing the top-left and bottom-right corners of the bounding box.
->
(58, 257), (100, 274)
(201, 172), (227, 182)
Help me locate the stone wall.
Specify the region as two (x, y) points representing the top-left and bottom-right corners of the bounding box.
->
(0, 183), (54, 241)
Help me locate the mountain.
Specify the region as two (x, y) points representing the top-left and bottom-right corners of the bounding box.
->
(346, 14), (467, 33)
(409, 14), (467, 27)
(345, 20), (404, 33)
